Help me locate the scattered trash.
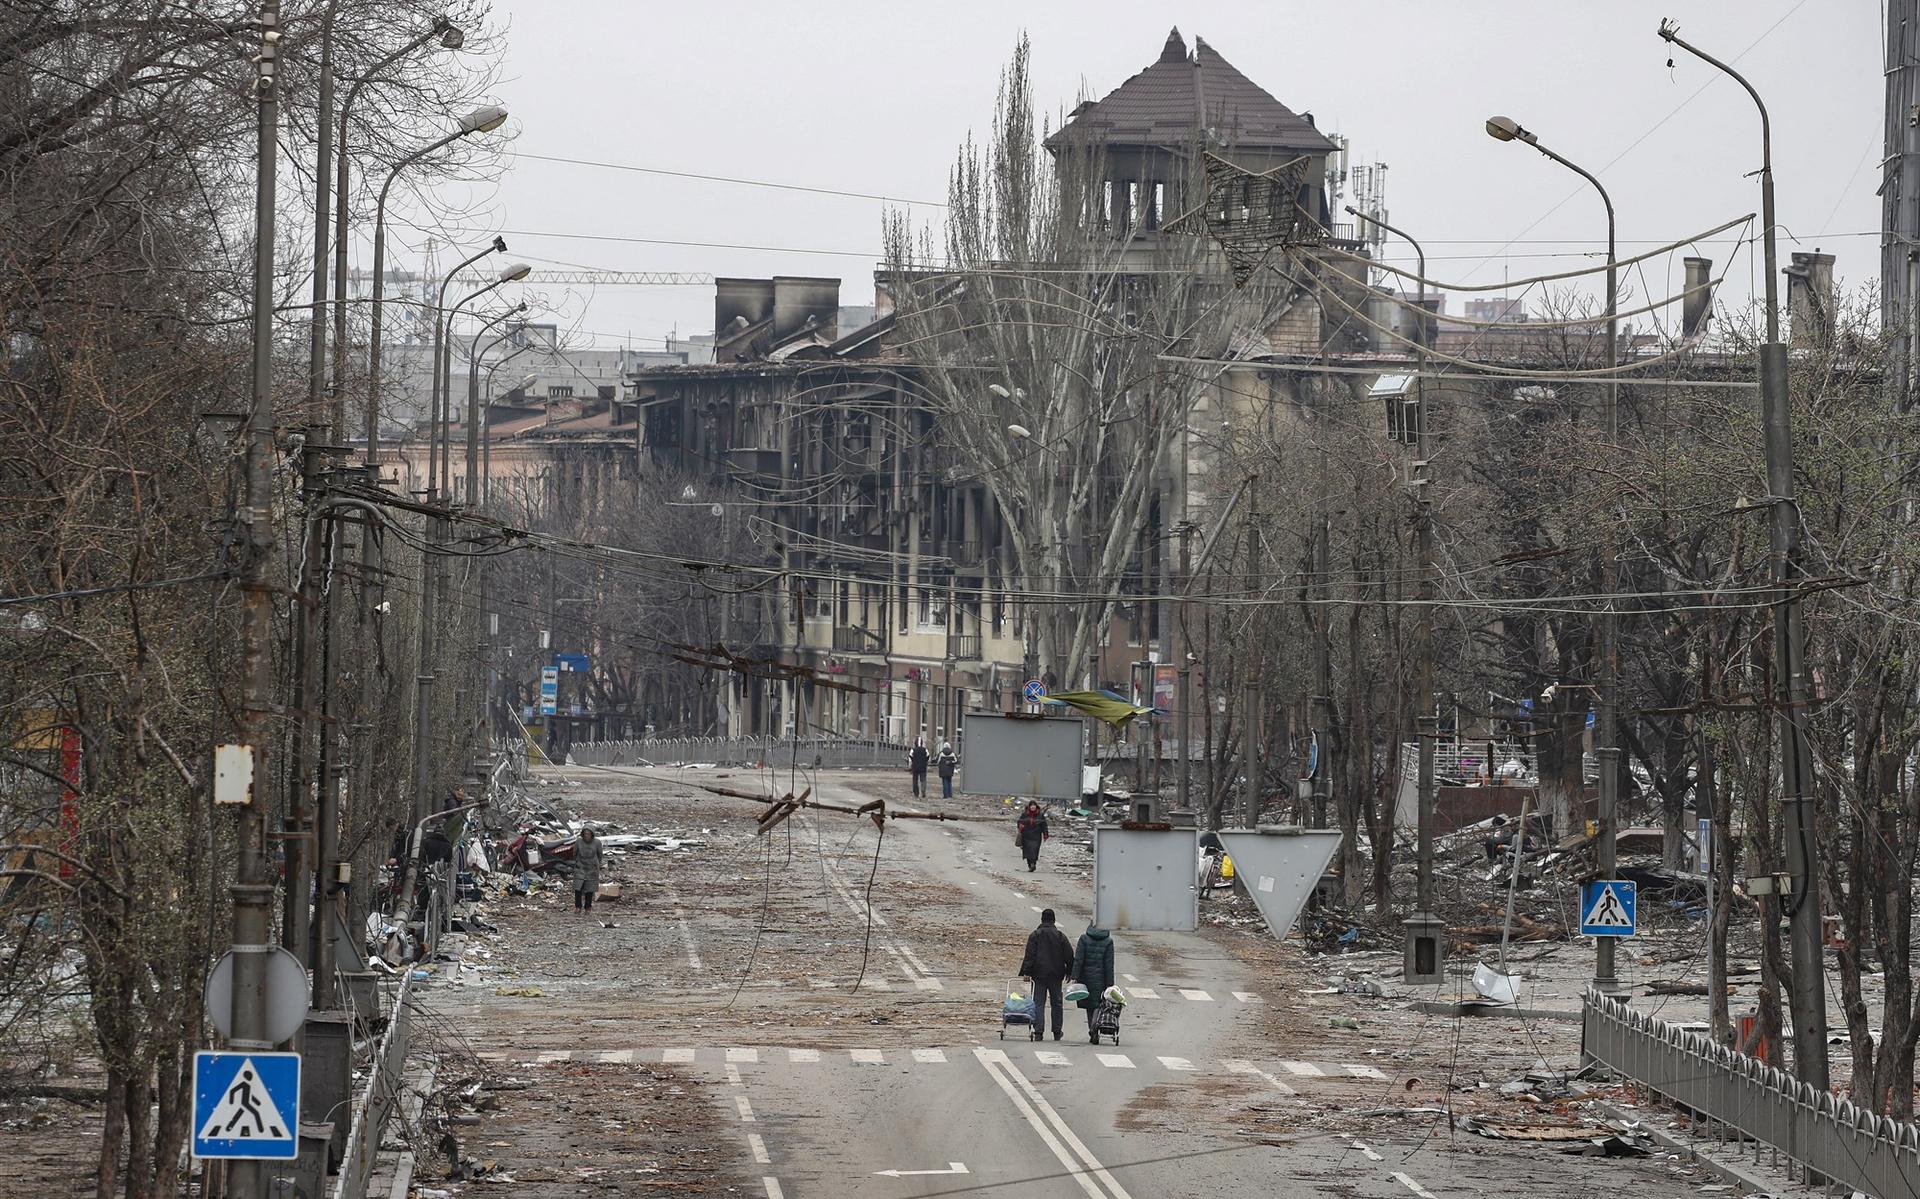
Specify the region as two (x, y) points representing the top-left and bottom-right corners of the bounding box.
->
(493, 986), (545, 998)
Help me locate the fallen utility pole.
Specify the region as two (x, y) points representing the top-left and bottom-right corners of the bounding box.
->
(226, 6), (281, 1199)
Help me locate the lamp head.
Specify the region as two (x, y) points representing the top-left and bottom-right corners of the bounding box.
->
(1484, 115), (1535, 146)
(490, 235), (507, 254)
(1006, 424), (1032, 439)
(437, 19), (465, 49)
(458, 104), (509, 134)
(500, 262), (531, 282)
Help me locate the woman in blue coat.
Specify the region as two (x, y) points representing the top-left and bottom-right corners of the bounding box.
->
(1071, 925), (1116, 1043)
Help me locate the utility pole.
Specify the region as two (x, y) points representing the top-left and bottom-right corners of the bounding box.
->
(1884, 0), (1920, 409)
(1240, 488), (1261, 828)
(1351, 204), (1445, 985)
(1176, 520), (1193, 814)
(1308, 509), (1331, 828)
(1657, 23), (1828, 1083)
(227, 7), (281, 1198)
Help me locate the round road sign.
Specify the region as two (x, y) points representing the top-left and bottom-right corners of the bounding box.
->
(205, 946), (310, 1044)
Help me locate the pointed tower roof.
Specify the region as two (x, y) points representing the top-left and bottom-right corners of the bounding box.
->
(1049, 29), (1335, 153)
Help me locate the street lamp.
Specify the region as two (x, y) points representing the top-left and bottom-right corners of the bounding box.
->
(1657, 18), (1826, 1087)
(431, 250), (519, 497)
(465, 301), (529, 506)
(1485, 114), (1621, 997)
(331, 17), (464, 438)
(366, 104), (511, 464)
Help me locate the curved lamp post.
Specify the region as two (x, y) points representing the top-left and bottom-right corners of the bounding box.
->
(366, 104), (510, 462)
(1485, 114), (1621, 997)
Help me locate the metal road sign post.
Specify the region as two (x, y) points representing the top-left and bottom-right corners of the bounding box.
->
(1580, 879), (1637, 938)
(538, 665), (559, 716)
(192, 1051), (301, 1160)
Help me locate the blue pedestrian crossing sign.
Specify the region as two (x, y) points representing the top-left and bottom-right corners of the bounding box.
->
(1579, 880), (1637, 937)
(191, 1051), (300, 1160)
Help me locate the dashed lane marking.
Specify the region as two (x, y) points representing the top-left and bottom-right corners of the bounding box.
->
(535, 1050), (570, 1063)
(599, 1049), (633, 1064)
(762, 1179), (784, 1199)
(912, 1048), (947, 1064)
(1232, 991), (1263, 1003)
(1344, 1137), (1383, 1162)
(748, 1132), (771, 1165)
(734, 1095), (755, 1122)
(726, 1048), (759, 1064)
(1224, 1058), (1298, 1096)
(851, 1049), (885, 1065)
(1178, 989), (1213, 1002)
(1122, 974), (1139, 983)
(786, 1048), (819, 1064)
(1035, 1050), (1071, 1066)
(1392, 1171), (1437, 1199)
(1131, 987), (1160, 999)
(724, 1064), (743, 1087)
(1280, 1060), (1325, 1077)
(1342, 1063), (1389, 1080)
(1096, 1053), (1135, 1069)
(1158, 1056), (1195, 1071)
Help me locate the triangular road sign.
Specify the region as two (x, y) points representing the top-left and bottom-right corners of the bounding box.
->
(1217, 828), (1343, 941)
(197, 1057), (290, 1141)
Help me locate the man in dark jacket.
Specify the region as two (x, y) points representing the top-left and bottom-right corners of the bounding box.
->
(907, 738), (930, 797)
(1017, 908), (1074, 1041)
(1073, 924), (1117, 1043)
(1016, 801), (1048, 871)
(936, 742), (958, 798)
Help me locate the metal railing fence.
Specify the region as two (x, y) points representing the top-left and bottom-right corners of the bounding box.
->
(567, 735), (909, 770)
(331, 972), (414, 1199)
(1583, 989), (1920, 1197)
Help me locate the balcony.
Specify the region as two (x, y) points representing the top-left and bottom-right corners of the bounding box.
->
(834, 625), (886, 655)
(948, 631), (982, 660)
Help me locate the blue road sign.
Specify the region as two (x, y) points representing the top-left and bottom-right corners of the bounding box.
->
(1579, 880), (1637, 938)
(1023, 679), (1046, 702)
(191, 1051), (300, 1160)
(555, 651), (591, 673)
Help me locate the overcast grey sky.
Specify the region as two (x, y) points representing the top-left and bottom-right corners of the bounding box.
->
(381, 0), (1881, 349)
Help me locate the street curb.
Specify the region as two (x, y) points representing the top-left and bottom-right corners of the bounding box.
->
(1409, 1000), (1582, 1023)
(1590, 1099), (1796, 1196)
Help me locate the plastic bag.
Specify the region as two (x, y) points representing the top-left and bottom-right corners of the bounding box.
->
(1064, 980), (1090, 1003)
(1103, 985), (1126, 1007)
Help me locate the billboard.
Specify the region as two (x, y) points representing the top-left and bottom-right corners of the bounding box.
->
(956, 711), (1084, 800)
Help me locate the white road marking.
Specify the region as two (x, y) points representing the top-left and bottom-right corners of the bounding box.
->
(724, 1064), (743, 1087)
(786, 1048), (820, 1064)
(914, 977), (944, 991)
(734, 1095), (755, 1122)
(972, 1049), (1130, 1199)
(851, 1049), (885, 1064)
(1343, 1063), (1389, 1080)
(1158, 1056), (1196, 1071)
(762, 1179), (784, 1199)
(1035, 1050), (1071, 1066)
(1232, 991), (1263, 1003)
(1346, 1138), (1383, 1162)
(1122, 973), (1139, 983)
(912, 1048), (947, 1064)
(536, 1050), (571, 1063)
(1224, 1058), (1298, 1096)
(874, 1162), (970, 1178)
(748, 1133), (771, 1164)
(599, 1049), (633, 1064)
(810, 979), (838, 988)
(1031, 905), (1043, 913)
(1178, 989), (1213, 1002)
(1280, 1060), (1325, 1077)
(868, 976), (893, 991)
(1392, 1171), (1437, 1199)
(662, 880), (704, 971)
(726, 1047), (759, 1064)
(1096, 1053), (1134, 1069)
(662, 1047), (696, 1064)
(1131, 987), (1159, 999)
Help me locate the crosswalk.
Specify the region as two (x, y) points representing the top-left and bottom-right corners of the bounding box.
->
(608, 975), (1270, 1003)
(479, 1043), (1395, 1084)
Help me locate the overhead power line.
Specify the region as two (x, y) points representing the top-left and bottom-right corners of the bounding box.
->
(515, 151), (949, 208)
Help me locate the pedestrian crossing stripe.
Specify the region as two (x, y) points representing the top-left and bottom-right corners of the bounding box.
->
(1580, 880), (1637, 936)
(191, 1051), (300, 1160)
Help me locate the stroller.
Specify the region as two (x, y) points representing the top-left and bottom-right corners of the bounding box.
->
(999, 978), (1037, 1041)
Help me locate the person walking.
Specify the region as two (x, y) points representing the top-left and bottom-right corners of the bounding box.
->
(1018, 908), (1074, 1042)
(936, 741), (958, 799)
(572, 827), (603, 913)
(907, 737), (930, 797)
(1015, 801), (1048, 872)
(1072, 923), (1116, 1043)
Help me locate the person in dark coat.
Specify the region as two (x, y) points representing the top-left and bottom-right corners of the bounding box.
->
(1015, 801), (1048, 872)
(936, 742), (958, 799)
(572, 827), (603, 913)
(907, 738), (930, 797)
(1018, 908), (1075, 1041)
(1072, 924), (1116, 1043)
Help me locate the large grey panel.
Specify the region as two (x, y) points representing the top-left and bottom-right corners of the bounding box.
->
(1092, 826), (1200, 930)
(957, 712), (1085, 800)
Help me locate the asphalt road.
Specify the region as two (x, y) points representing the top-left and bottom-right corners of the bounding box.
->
(441, 765), (1735, 1198)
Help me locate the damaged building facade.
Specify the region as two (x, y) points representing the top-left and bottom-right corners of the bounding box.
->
(624, 29), (1380, 742)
